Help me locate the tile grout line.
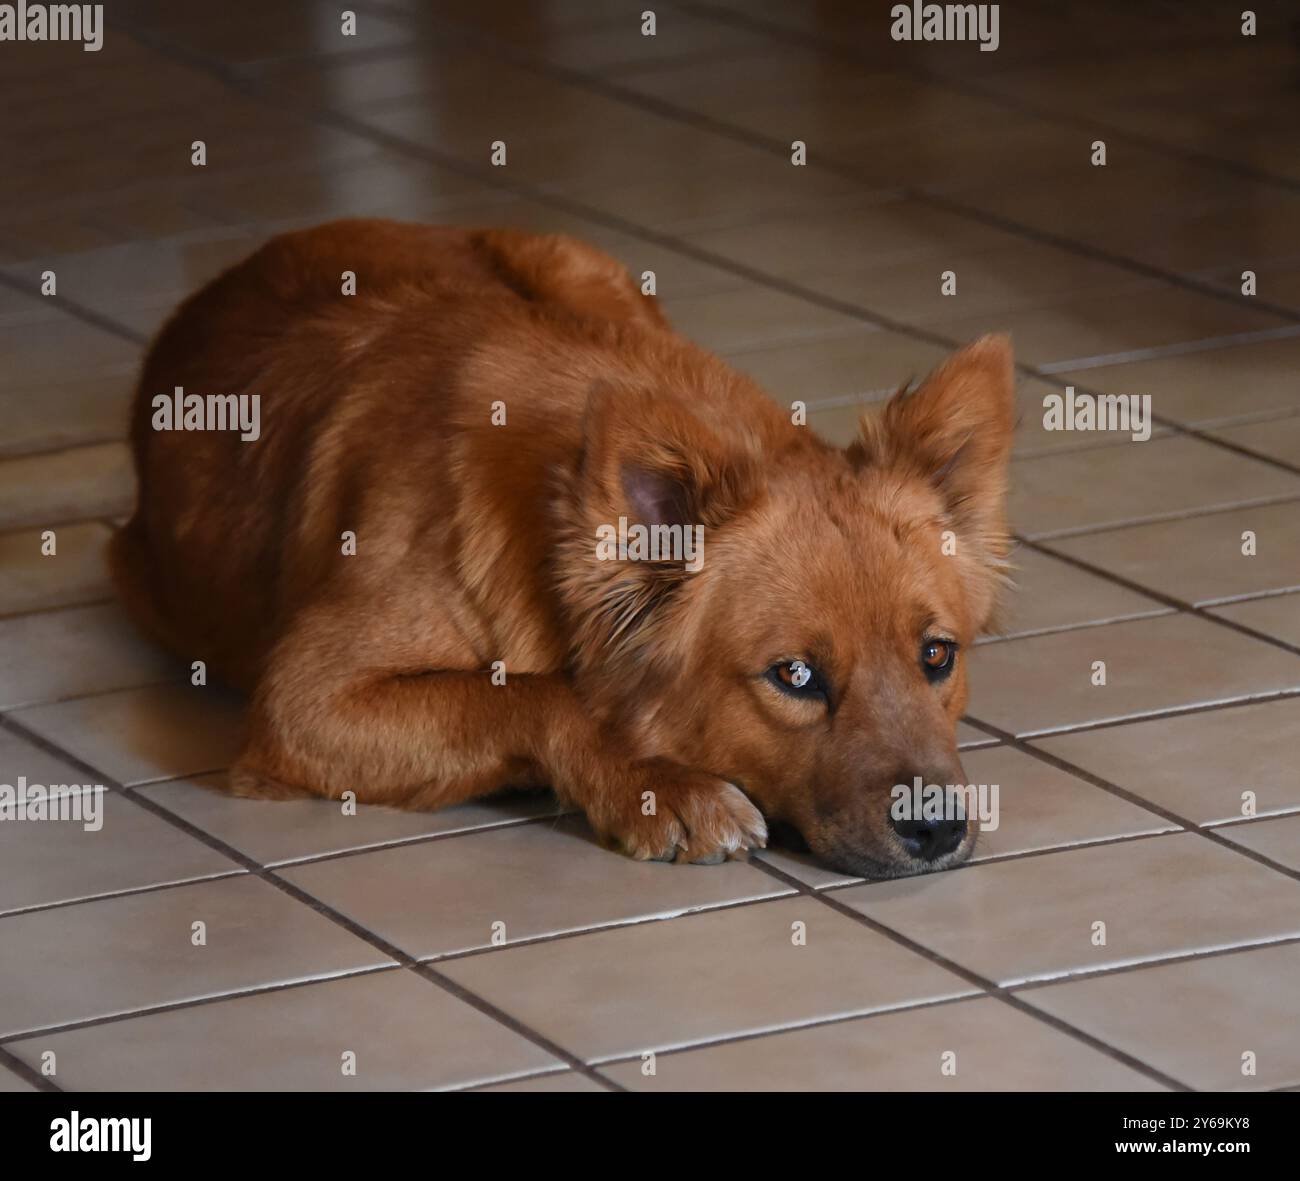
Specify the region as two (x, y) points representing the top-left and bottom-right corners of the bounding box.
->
(742, 855), (1192, 1090)
(0, 716), (623, 1092)
(957, 715), (1300, 884)
(362, 0), (1300, 326)
(0, 1043), (61, 1092)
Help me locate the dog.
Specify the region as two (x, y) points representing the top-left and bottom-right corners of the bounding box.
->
(111, 219), (1015, 877)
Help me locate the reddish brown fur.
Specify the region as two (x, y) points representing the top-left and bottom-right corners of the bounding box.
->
(113, 219), (1015, 874)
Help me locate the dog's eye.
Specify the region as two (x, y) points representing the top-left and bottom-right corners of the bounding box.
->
(921, 639), (957, 681)
(768, 659), (826, 699)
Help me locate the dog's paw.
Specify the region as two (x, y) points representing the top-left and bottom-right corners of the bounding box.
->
(603, 766), (768, 865)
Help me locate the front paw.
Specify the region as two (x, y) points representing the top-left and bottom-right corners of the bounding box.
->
(600, 764), (768, 865)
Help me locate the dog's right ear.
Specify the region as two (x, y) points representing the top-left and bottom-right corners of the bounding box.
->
(555, 383), (762, 660)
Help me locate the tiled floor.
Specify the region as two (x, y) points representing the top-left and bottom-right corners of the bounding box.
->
(2, 1), (1299, 1093)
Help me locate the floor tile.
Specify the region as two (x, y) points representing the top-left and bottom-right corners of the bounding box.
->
(966, 614), (1300, 738)
(0, 603), (178, 710)
(1046, 502), (1300, 607)
(0, 374), (131, 456)
(0, 726), (99, 796)
(1208, 592), (1300, 648)
(139, 776), (566, 866)
(1033, 697), (1300, 824)
(1217, 814), (1300, 873)
(1209, 413), (1300, 469)
(440, 897), (976, 1061)
(0, 791), (235, 915)
(0, 522), (113, 616)
(1023, 943), (1300, 1090)
(479, 1070), (607, 1093)
(7, 970), (558, 1092)
(838, 833), (1300, 986)
(601, 996), (1163, 1091)
(982, 547), (1169, 640)
(660, 285), (862, 354)
(0, 875), (392, 1037)
(280, 816), (791, 959)
(1008, 436), (1300, 540)
(13, 682), (246, 786)
(1054, 336), (1300, 428)
(960, 746), (1176, 863)
(0, 442), (135, 532)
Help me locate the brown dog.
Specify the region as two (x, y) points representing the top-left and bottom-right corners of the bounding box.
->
(112, 219), (1015, 877)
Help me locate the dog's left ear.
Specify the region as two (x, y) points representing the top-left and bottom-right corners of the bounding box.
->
(849, 334), (1016, 627)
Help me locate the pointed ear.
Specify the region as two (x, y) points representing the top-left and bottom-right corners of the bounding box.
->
(849, 335), (1016, 622)
(555, 383), (762, 661)
(582, 383), (760, 534)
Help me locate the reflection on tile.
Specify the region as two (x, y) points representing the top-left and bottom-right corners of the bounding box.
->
(1033, 698), (1300, 824)
(0, 442), (134, 531)
(602, 996), (1162, 1091)
(139, 775), (565, 866)
(281, 816), (790, 959)
(839, 833), (1300, 985)
(967, 614), (1300, 738)
(441, 897), (975, 1062)
(0, 603), (178, 710)
(14, 682), (245, 786)
(0, 521), (113, 616)
(1024, 943), (1300, 1090)
(7, 970), (557, 1092)
(0, 876), (392, 1037)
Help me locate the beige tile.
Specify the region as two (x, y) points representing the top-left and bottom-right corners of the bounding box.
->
(739, 330), (950, 408)
(602, 996), (1162, 1091)
(941, 288), (1276, 368)
(660, 286), (861, 354)
(961, 746), (1176, 862)
(0, 791), (235, 915)
(0, 521), (113, 615)
(967, 614), (1300, 738)
(1034, 697), (1300, 825)
(839, 833), (1300, 986)
(1055, 336), (1300, 427)
(14, 682), (246, 786)
(281, 816), (791, 959)
(139, 775), (566, 866)
(0, 442), (135, 531)
(0, 875), (392, 1037)
(0, 1067), (37, 1091)
(8, 970), (558, 1091)
(479, 1070), (607, 1093)
(0, 316), (137, 388)
(0, 603), (178, 709)
(0, 727), (98, 795)
(1209, 414), (1300, 468)
(1012, 378), (1174, 457)
(957, 721), (998, 749)
(754, 846), (862, 890)
(441, 896), (975, 1061)
(1023, 943), (1300, 1090)
(1217, 814), (1300, 873)
(1047, 502), (1300, 607)
(983, 547), (1169, 640)
(1209, 592), (1300, 647)
(1008, 436), (1300, 540)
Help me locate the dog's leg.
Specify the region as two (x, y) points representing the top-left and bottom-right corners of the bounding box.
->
(232, 609), (766, 864)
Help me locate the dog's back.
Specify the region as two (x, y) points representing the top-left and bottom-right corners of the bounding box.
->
(112, 220), (674, 689)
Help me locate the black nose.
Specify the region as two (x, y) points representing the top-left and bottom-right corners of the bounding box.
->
(891, 813), (967, 861)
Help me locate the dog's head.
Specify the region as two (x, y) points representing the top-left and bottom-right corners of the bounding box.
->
(557, 335), (1015, 878)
